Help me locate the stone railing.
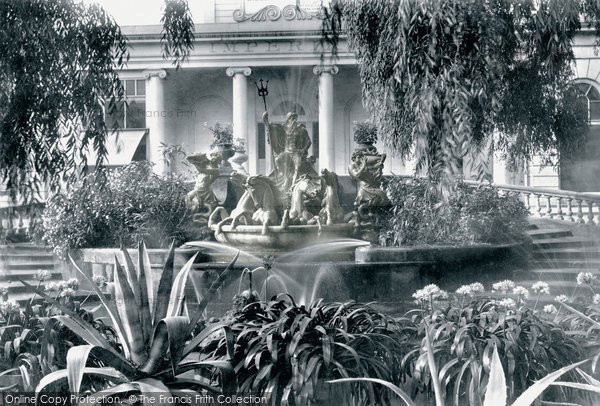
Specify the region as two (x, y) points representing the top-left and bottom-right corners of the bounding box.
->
(0, 202), (45, 241)
(472, 183), (600, 225)
(394, 175), (600, 225)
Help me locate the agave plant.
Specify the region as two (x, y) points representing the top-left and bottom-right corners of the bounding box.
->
(197, 296), (407, 405)
(26, 243), (239, 402)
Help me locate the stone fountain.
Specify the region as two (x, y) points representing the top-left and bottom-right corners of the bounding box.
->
(185, 111), (390, 252)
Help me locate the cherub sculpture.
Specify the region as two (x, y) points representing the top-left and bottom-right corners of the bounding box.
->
(185, 152), (222, 224)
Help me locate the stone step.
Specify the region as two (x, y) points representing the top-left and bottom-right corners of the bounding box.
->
(532, 238), (599, 249)
(3, 262), (55, 271)
(2, 253), (55, 264)
(0, 243), (52, 253)
(530, 259), (600, 269)
(526, 229), (573, 240)
(0, 270), (62, 281)
(533, 247), (600, 260)
(524, 267), (600, 281)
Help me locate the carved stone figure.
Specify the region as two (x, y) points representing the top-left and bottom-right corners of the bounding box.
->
(319, 169), (345, 226)
(263, 111), (320, 199)
(185, 152), (222, 224)
(289, 174), (321, 225)
(348, 149), (391, 241)
(209, 173), (280, 235)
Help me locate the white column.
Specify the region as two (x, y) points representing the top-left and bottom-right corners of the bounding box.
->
(143, 69), (167, 176)
(313, 65), (338, 170)
(226, 67), (252, 172)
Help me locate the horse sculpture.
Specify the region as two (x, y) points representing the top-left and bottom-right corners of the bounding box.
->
(319, 168), (345, 225)
(209, 173), (280, 235)
(288, 175), (321, 225)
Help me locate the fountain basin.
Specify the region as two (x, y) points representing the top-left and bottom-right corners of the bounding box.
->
(211, 223), (356, 252)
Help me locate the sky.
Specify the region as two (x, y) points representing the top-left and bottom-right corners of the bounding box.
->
(80, 0), (208, 26)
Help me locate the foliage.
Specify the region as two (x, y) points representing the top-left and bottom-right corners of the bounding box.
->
(324, 0), (593, 188)
(400, 281), (584, 405)
(380, 177), (529, 246)
(353, 120), (378, 145)
(33, 245), (240, 401)
(0, 0), (195, 201)
(39, 161), (204, 257)
(0, 0), (127, 201)
(161, 0), (195, 70)
(207, 122), (234, 149)
(198, 297), (408, 405)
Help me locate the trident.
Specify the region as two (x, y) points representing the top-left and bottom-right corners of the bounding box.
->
(255, 79), (269, 111)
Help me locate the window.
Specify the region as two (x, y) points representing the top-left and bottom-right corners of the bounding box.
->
(575, 82), (600, 122)
(106, 79), (146, 128)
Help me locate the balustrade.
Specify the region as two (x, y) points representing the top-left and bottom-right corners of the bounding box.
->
(0, 203), (45, 242)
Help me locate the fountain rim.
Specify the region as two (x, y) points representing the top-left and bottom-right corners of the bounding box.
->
(209, 223), (355, 234)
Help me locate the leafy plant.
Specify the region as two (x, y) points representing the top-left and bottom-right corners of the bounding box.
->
(207, 122), (234, 148)
(38, 161), (203, 257)
(353, 120), (378, 145)
(31, 244), (240, 401)
(381, 177), (529, 246)
(197, 297), (408, 405)
(161, 0), (195, 70)
(399, 282), (584, 405)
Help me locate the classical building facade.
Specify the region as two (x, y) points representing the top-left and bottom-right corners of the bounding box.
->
(107, 0), (600, 192)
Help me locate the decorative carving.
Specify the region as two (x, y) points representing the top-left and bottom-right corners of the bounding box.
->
(185, 152), (222, 225)
(233, 3), (325, 22)
(348, 148), (391, 242)
(226, 67), (252, 77)
(209, 174), (280, 235)
(313, 65), (339, 76)
(319, 169), (345, 226)
(142, 69), (167, 79)
(262, 111), (320, 203)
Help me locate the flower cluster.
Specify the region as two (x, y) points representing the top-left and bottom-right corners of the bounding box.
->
(37, 270), (52, 282)
(492, 280), (516, 293)
(512, 286), (529, 300)
(555, 295), (569, 304)
(543, 304), (558, 314)
(495, 298), (516, 309)
(577, 272), (596, 286)
(532, 281), (550, 295)
(0, 301), (20, 315)
(456, 282), (485, 296)
(413, 284), (448, 303)
(45, 278), (79, 294)
(93, 275), (108, 287)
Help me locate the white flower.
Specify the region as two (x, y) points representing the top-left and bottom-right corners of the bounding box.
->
(492, 280), (516, 293)
(67, 278), (79, 290)
(456, 285), (472, 296)
(497, 298), (516, 308)
(577, 272), (596, 286)
(59, 288), (75, 298)
(0, 287), (8, 296)
(55, 281), (69, 291)
(37, 270), (51, 282)
(543, 304), (558, 314)
(0, 301), (20, 315)
(555, 295), (568, 303)
(44, 282), (57, 292)
(594, 294), (600, 305)
(92, 275), (107, 287)
(469, 282), (485, 294)
(413, 284), (448, 302)
(531, 281), (550, 295)
(512, 286), (529, 300)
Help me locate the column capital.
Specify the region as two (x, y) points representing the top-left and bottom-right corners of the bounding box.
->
(313, 65), (339, 76)
(142, 69), (167, 79)
(226, 67), (252, 77)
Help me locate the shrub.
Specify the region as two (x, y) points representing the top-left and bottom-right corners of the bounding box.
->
(39, 161), (207, 257)
(400, 282), (584, 404)
(198, 297), (408, 405)
(381, 177), (529, 246)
